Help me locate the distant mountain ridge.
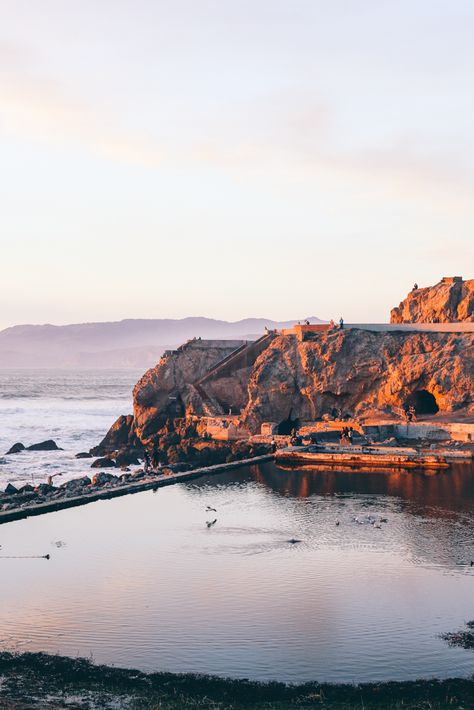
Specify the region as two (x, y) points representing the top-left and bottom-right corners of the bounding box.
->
(0, 316), (324, 369)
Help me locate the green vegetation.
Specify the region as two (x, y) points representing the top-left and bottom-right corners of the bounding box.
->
(0, 652), (473, 709)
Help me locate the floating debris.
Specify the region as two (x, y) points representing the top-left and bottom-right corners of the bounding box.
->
(441, 621), (474, 650)
(51, 540), (67, 548)
(206, 519), (217, 528)
(206, 506), (217, 512)
(287, 539), (301, 544)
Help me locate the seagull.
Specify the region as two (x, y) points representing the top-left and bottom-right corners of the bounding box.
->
(206, 506), (217, 512)
(206, 519), (217, 528)
(335, 520), (340, 526)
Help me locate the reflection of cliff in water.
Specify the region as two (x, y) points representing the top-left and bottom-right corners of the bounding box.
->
(254, 462), (474, 513)
(184, 462), (474, 570)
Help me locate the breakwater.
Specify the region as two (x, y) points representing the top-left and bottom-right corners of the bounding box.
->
(0, 454), (274, 525)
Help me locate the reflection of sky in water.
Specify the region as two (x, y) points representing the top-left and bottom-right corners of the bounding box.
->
(0, 463), (473, 683)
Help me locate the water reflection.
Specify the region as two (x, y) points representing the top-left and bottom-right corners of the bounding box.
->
(252, 462), (474, 513)
(0, 462), (473, 683)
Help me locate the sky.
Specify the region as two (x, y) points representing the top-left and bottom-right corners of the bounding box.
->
(1, 0), (473, 329)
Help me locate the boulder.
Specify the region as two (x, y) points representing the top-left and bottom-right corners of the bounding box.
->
(6, 443), (25, 455)
(18, 484), (35, 493)
(91, 457), (116, 469)
(27, 440), (62, 452)
(60, 476), (91, 491)
(113, 449), (141, 467)
(34, 483), (54, 495)
(75, 452), (93, 459)
(91, 472), (116, 486)
(4, 483), (18, 495)
(90, 415), (140, 456)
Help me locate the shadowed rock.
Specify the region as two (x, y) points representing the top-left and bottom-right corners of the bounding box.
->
(90, 415), (139, 456)
(91, 457), (116, 469)
(5, 443), (25, 455)
(4, 483), (18, 495)
(27, 440), (62, 452)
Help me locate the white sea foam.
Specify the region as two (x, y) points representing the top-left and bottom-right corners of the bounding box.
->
(0, 369), (141, 488)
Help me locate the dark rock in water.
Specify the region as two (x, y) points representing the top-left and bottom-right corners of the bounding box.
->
(19, 484), (35, 493)
(6, 443), (25, 455)
(75, 452), (93, 459)
(114, 449), (140, 467)
(91, 472), (116, 486)
(27, 440), (62, 452)
(287, 538), (301, 544)
(90, 415), (140, 456)
(91, 457), (116, 469)
(4, 483), (18, 495)
(34, 483), (54, 495)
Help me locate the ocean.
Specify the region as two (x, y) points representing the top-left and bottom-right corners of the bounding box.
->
(0, 369), (142, 489)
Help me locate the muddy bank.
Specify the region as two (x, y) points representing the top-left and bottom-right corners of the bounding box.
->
(0, 651), (473, 709)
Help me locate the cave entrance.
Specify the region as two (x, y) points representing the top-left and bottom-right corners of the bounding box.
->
(404, 389), (439, 415)
(277, 412), (300, 435)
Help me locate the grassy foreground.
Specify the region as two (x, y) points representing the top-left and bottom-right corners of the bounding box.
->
(0, 652), (474, 709)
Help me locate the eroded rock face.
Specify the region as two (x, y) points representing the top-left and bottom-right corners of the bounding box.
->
(133, 340), (244, 444)
(90, 414), (138, 456)
(241, 330), (474, 430)
(391, 278), (474, 323)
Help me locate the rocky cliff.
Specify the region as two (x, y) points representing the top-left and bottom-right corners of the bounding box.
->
(96, 279), (474, 453)
(241, 329), (474, 431)
(133, 339), (245, 444)
(391, 277), (474, 323)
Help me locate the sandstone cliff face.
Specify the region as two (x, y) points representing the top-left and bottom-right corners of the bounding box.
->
(133, 340), (243, 444)
(241, 330), (474, 431)
(391, 278), (474, 323)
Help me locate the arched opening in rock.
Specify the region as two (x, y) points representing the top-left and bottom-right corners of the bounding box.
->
(404, 389), (439, 415)
(277, 412), (300, 435)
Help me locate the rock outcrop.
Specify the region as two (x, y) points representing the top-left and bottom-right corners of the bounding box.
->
(241, 329), (474, 430)
(94, 279), (474, 454)
(90, 415), (139, 456)
(391, 277), (474, 323)
(133, 339), (246, 444)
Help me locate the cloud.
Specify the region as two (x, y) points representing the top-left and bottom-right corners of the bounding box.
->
(0, 43), (165, 167)
(1, 39), (473, 218)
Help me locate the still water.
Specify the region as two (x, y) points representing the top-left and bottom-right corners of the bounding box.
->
(1, 462), (473, 683)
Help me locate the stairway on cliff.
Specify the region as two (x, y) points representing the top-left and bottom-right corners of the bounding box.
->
(193, 332), (276, 415)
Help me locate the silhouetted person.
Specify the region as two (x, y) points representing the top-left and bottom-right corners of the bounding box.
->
(143, 450), (151, 473)
(152, 441), (161, 469)
(413, 283), (418, 291)
(339, 317), (344, 329)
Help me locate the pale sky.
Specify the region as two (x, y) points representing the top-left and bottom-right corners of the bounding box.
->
(1, 0), (473, 329)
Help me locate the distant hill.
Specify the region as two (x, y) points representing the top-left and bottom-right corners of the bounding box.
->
(0, 316), (324, 369)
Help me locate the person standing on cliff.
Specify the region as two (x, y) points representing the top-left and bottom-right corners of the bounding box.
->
(152, 440), (161, 470)
(339, 317), (344, 329)
(143, 449), (151, 473)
